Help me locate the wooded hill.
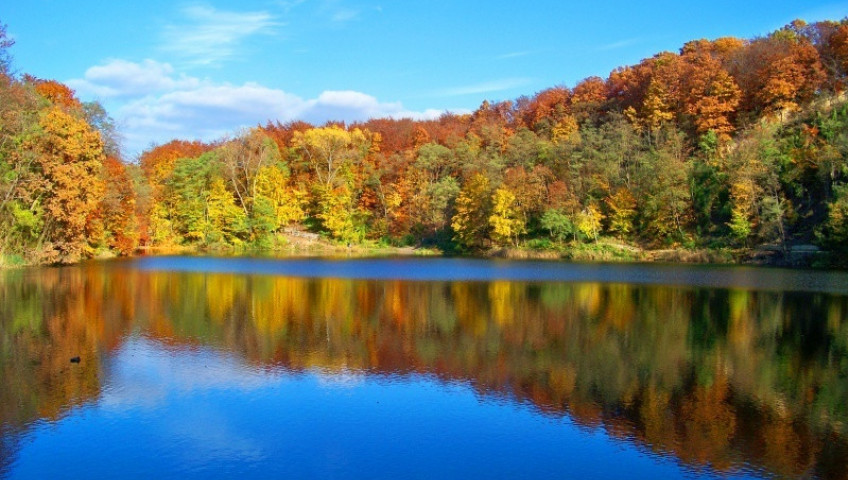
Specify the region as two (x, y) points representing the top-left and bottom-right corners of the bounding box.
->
(2, 19), (848, 265)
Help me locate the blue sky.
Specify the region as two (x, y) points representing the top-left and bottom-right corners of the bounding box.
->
(4, 0), (847, 157)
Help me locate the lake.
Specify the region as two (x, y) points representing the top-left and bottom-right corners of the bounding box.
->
(1, 256), (848, 479)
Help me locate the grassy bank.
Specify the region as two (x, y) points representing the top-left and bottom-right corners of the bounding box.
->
(483, 239), (842, 268)
(137, 233), (442, 260)
(0, 254), (27, 269)
(2, 236), (842, 270)
(486, 240), (736, 264)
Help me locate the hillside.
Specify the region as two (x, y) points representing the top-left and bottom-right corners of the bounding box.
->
(2, 19), (848, 266)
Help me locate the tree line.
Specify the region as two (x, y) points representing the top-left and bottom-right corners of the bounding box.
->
(2, 19), (848, 264)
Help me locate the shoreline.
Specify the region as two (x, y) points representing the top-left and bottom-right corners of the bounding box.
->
(2, 237), (843, 270)
(123, 237), (837, 268)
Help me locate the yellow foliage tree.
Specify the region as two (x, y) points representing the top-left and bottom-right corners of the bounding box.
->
(218, 129), (281, 219)
(292, 125), (371, 188)
(206, 177), (247, 245)
(605, 188), (637, 238)
(148, 203), (174, 246)
(577, 204), (604, 242)
(489, 187), (525, 246)
(451, 173), (492, 250)
(642, 81), (676, 132)
(319, 185), (362, 243)
(551, 114), (580, 145)
(255, 165), (305, 230)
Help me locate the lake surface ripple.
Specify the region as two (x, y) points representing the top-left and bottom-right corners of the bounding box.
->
(1, 257), (847, 479)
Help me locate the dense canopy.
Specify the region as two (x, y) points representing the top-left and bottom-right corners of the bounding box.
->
(2, 19), (848, 264)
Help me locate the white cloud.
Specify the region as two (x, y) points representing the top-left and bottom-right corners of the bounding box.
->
(596, 38), (641, 51)
(72, 60), (454, 156)
(272, 0), (360, 23)
(101, 337), (279, 410)
(331, 8), (360, 23)
(317, 0), (361, 24)
(68, 59), (200, 98)
(119, 82), (304, 142)
(275, 0), (308, 13)
(302, 90), (402, 124)
(162, 5), (280, 66)
(438, 77), (533, 97)
(496, 51), (532, 60)
(314, 368), (365, 388)
(121, 84), (448, 153)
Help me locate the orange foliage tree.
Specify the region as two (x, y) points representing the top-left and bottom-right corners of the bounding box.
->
(30, 108), (106, 262)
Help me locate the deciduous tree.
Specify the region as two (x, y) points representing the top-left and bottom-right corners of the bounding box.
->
(451, 173), (492, 250)
(489, 187), (525, 246)
(32, 108), (106, 262)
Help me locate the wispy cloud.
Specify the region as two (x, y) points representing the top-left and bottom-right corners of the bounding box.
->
(496, 51), (532, 60)
(275, 0), (308, 13)
(797, 2), (848, 23)
(318, 0), (361, 24)
(273, 0), (364, 25)
(437, 77), (533, 97)
(161, 5), (280, 66)
(596, 38), (640, 51)
(331, 8), (359, 23)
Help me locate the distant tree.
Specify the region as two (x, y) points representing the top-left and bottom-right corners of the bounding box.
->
(30, 78), (81, 109)
(255, 164), (305, 231)
(540, 209), (578, 242)
(605, 187), (637, 239)
(576, 204), (603, 242)
(680, 46), (741, 139)
(0, 22), (14, 75)
(100, 157), (138, 255)
(206, 177), (248, 245)
(83, 101), (121, 157)
(819, 183), (848, 246)
(319, 184), (365, 243)
(292, 125), (372, 188)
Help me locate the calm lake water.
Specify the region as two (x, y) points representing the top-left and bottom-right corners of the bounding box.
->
(2, 257), (848, 479)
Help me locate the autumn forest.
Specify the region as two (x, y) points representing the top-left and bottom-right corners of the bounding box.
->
(2, 19), (848, 265)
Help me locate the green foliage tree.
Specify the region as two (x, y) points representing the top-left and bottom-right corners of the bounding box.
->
(206, 177), (248, 245)
(819, 183), (848, 246)
(637, 128), (692, 241)
(540, 209), (578, 242)
(416, 176), (460, 240)
(219, 129), (283, 242)
(415, 143), (458, 182)
(319, 184), (366, 243)
(166, 154), (215, 243)
(691, 131), (731, 236)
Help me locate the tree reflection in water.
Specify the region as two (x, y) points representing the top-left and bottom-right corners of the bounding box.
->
(1, 262), (847, 478)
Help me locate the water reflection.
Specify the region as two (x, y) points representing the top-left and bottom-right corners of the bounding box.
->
(1, 260), (847, 478)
